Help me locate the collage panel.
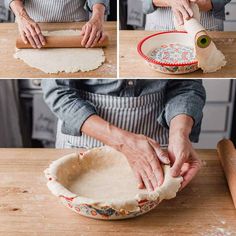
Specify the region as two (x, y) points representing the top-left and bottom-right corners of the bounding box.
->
(0, 0), (236, 235)
(0, 0), (117, 78)
(1, 78), (236, 235)
(120, 0), (236, 78)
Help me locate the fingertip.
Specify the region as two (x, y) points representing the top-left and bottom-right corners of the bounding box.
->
(170, 167), (179, 177)
(162, 156), (170, 164)
(138, 183), (144, 189)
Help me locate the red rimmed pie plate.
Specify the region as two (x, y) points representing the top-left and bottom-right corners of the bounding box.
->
(44, 146), (182, 220)
(137, 31), (199, 74)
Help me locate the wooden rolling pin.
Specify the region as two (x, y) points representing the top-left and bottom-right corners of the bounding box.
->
(217, 139), (236, 208)
(16, 34), (109, 49)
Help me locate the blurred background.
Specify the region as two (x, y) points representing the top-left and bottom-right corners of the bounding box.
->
(119, 0), (236, 30)
(0, 79), (235, 148)
(0, 0), (117, 22)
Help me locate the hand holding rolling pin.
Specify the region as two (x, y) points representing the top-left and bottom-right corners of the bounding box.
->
(10, 0), (45, 49)
(152, 0), (212, 26)
(153, 0), (195, 26)
(81, 3), (106, 48)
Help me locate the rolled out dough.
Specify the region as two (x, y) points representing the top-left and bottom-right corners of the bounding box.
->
(174, 3), (226, 73)
(46, 146), (183, 212)
(14, 30), (105, 74)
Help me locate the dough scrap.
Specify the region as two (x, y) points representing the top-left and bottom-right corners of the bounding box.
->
(45, 146), (183, 212)
(174, 3), (226, 73)
(14, 30), (105, 74)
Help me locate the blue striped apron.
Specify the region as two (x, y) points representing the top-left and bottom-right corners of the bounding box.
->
(24, 0), (88, 22)
(56, 90), (169, 149)
(145, 8), (224, 31)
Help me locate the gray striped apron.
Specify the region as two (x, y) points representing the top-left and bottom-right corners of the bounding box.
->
(24, 0), (88, 22)
(56, 90), (169, 149)
(145, 8), (224, 31)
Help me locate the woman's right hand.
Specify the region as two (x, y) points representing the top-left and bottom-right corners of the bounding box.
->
(16, 9), (45, 48)
(166, 0), (195, 26)
(10, 0), (45, 49)
(81, 115), (170, 192)
(113, 132), (170, 191)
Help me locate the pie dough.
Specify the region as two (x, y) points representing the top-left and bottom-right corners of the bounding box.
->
(174, 3), (226, 73)
(14, 30), (105, 74)
(45, 146), (183, 212)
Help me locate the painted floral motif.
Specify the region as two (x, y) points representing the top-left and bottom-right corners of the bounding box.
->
(59, 195), (160, 220)
(147, 62), (199, 75)
(149, 43), (195, 64)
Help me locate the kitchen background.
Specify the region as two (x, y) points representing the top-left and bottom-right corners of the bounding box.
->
(120, 0), (236, 30)
(0, 79), (235, 148)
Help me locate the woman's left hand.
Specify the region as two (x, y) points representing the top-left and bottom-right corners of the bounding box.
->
(168, 132), (202, 190)
(81, 4), (106, 48)
(168, 114), (202, 190)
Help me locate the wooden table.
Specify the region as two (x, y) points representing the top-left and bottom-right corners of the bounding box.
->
(0, 149), (236, 236)
(0, 22), (117, 78)
(120, 30), (236, 78)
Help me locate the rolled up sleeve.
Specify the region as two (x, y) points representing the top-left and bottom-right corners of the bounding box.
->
(85, 0), (110, 14)
(4, 0), (14, 9)
(142, 0), (157, 14)
(41, 79), (97, 137)
(211, 0), (231, 19)
(158, 80), (206, 143)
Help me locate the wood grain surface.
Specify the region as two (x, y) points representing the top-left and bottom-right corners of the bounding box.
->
(0, 149), (236, 236)
(120, 30), (236, 78)
(0, 22), (117, 78)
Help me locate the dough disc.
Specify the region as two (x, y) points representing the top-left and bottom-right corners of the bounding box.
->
(14, 30), (105, 74)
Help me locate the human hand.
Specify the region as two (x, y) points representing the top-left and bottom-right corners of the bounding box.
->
(167, 0), (196, 26)
(81, 4), (106, 48)
(168, 115), (202, 190)
(81, 115), (169, 192)
(114, 132), (170, 192)
(16, 9), (45, 48)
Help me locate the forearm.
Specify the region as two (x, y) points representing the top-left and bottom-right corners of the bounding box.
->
(81, 115), (125, 150)
(169, 114), (194, 138)
(86, 0), (109, 15)
(158, 80), (205, 142)
(92, 3), (105, 15)
(9, 0), (24, 16)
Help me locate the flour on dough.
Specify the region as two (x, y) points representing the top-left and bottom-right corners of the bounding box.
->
(45, 146), (183, 212)
(14, 30), (105, 74)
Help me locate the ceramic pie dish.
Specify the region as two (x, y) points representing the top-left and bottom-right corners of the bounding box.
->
(44, 146), (182, 220)
(137, 31), (199, 74)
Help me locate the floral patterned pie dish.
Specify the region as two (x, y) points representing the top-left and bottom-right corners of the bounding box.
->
(44, 146), (182, 220)
(137, 31), (199, 74)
